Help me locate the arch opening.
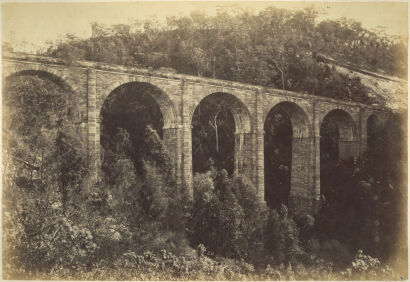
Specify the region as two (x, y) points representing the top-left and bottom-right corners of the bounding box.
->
(320, 109), (358, 199)
(100, 82), (176, 177)
(264, 101), (311, 209)
(3, 71), (77, 185)
(191, 92), (251, 176)
(5, 70), (75, 93)
(4, 71), (77, 130)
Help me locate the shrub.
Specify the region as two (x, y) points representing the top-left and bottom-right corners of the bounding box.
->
(3, 183), (100, 278)
(340, 250), (398, 280)
(320, 239), (353, 267)
(265, 205), (304, 265)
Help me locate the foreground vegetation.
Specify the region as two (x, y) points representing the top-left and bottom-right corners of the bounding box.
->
(3, 6), (407, 280)
(3, 73), (407, 280)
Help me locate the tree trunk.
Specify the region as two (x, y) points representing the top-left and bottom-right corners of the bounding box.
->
(273, 59), (285, 90)
(215, 121), (219, 153)
(213, 56), (216, 79)
(209, 111), (220, 153)
(40, 149), (44, 190)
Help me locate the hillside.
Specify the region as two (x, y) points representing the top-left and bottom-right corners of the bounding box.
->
(333, 63), (407, 111)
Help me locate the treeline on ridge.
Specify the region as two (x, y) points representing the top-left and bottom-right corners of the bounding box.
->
(17, 7), (406, 104)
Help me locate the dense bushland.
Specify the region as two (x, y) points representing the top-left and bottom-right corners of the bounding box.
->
(3, 6), (407, 280)
(3, 73), (406, 280)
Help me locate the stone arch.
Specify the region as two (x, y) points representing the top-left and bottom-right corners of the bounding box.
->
(356, 109), (391, 154)
(319, 109), (361, 215)
(264, 101), (312, 138)
(321, 109), (358, 143)
(190, 91), (252, 134)
(3, 64), (78, 94)
(366, 112), (388, 134)
(101, 81), (177, 129)
(264, 101), (314, 211)
(191, 92), (253, 178)
(3, 68), (81, 126)
(367, 113), (382, 131)
(4, 68), (76, 94)
(99, 81), (179, 179)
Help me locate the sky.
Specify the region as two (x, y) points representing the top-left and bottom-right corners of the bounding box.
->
(2, 1), (408, 53)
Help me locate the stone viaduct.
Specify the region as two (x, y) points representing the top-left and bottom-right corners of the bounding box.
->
(3, 52), (391, 215)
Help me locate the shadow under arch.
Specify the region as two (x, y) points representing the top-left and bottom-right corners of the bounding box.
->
(320, 109), (358, 162)
(101, 81), (177, 130)
(191, 92), (252, 177)
(264, 101), (313, 209)
(99, 81), (178, 177)
(320, 109), (359, 205)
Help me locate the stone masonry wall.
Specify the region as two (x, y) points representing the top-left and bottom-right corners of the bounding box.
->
(3, 53), (391, 215)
